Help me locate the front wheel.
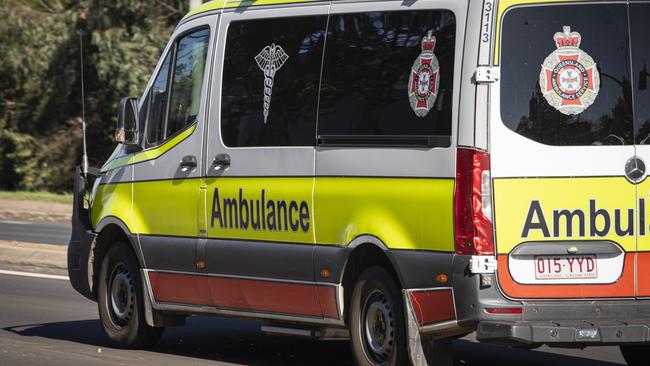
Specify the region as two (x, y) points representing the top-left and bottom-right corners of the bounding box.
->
(97, 242), (163, 348)
(350, 266), (409, 366)
(620, 345), (650, 366)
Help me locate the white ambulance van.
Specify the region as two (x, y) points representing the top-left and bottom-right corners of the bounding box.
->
(68, 1), (650, 365)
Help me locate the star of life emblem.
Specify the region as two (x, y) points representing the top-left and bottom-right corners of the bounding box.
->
(539, 26), (600, 115)
(408, 31), (440, 118)
(255, 43), (289, 123)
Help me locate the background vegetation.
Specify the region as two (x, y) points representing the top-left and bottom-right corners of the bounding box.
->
(0, 0), (188, 192)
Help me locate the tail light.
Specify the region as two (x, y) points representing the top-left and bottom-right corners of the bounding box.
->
(454, 148), (494, 255)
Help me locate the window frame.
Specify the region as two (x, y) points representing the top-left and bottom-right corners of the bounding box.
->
(215, 3), (461, 151)
(312, 0), (464, 180)
(140, 25), (212, 150)
(206, 4), (331, 180)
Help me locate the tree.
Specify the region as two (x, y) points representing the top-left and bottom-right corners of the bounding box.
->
(0, 0), (184, 192)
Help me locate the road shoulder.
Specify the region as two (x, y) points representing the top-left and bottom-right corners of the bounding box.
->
(0, 240), (67, 276)
(0, 197), (71, 223)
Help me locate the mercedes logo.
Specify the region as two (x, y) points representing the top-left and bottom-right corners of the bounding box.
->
(625, 157), (646, 182)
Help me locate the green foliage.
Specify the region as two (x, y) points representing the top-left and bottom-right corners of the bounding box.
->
(0, 190), (73, 204)
(0, 0), (184, 192)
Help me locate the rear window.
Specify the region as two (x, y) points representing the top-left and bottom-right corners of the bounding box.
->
(500, 4), (633, 146)
(631, 2), (650, 145)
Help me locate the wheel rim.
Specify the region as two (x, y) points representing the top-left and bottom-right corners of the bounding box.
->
(108, 263), (134, 328)
(361, 289), (395, 365)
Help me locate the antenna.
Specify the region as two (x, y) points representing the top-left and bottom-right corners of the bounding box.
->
(78, 29), (89, 178)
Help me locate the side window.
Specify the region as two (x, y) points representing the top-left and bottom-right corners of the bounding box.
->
(145, 53), (172, 148)
(220, 15), (327, 147)
(143, 28), (210, 149)
(500, 4), (633, 146)
(167, 28), (210, 137)
(317, 10), (456, 146)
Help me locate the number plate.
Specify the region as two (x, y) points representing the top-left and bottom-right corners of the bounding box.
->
(534, 255), (598, 280)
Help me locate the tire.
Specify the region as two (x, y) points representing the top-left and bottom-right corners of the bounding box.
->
(97, 242), (163, 348)
(350, 266), (409, 366)
(620, 345), (650, 366)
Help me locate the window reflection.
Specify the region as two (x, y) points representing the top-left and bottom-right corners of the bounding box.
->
(317, 11), (456, 140)
(500, 5), (633, 146)
(221, 16), (327, 147)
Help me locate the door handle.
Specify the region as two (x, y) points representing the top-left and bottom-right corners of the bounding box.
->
(180, 155), (197, 169)
(213, 153), (231, 170)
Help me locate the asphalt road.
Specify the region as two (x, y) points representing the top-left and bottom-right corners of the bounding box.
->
(0, 272), (629, 366)
(0, 220), (70, 245)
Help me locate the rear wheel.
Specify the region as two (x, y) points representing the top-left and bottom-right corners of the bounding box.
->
(350, 266), (409, 366)
(97, 242), (163, 348)
(620, 345), (650, 366)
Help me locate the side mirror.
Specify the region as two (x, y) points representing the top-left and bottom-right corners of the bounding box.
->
(116, 97), (139, 145)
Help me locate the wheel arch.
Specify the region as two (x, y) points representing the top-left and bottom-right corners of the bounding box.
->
(92, 216), (145, 296)
(339, 235), (407, 325)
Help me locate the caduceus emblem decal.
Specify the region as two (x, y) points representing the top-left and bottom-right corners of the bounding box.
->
(255, 43), (289, 123)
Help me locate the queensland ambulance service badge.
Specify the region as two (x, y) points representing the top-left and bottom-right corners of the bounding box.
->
(539, 26), (600, 115)
(409, 31), (440, 118)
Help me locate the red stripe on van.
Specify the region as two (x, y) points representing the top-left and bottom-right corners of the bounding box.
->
(316, 285), (339, 319)
(148, 272), (339, 319)
(497, 254), (635, 299)
(408, 289), (455, 326)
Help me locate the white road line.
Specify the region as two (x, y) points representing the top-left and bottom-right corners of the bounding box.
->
(0, 220), (32, 225)
(0, 269), (68, 281)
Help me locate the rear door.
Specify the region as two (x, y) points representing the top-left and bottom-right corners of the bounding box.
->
(630, 0), (650, 298)
(491, 2), (636, 299)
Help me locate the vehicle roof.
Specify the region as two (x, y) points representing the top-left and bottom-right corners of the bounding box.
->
(184, 0), (324, 19)
(183, 0), (604, 21)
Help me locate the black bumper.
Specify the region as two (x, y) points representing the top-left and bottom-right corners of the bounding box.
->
(67, 166), (97, 301)
(478, 320), (650, 346)
(452, 255), (650, 346)
(477, 301), (650, 345)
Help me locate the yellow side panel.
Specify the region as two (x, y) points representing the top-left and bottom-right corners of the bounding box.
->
(205, 177), (314, 244)
(314, 178), (455, 251)
(91, 182), (135, 232)
(132, 179), (202, 237)
(637, 180), (650, 252)
(493, 178), (636, 254)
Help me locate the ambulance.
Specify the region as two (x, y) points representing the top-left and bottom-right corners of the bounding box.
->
(67, 0), (650, 365)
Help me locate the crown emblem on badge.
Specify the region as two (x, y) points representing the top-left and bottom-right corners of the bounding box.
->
(421, 33), (436, 53)
(554, 26), (581, 48)
(408, 31), (440, 118)
(539, 26), (600, 116)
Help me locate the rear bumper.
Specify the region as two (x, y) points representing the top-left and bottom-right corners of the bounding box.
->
(478, 319), (650, 346)
(451, 254), (650, 346)
(477, 300), (650, 346)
